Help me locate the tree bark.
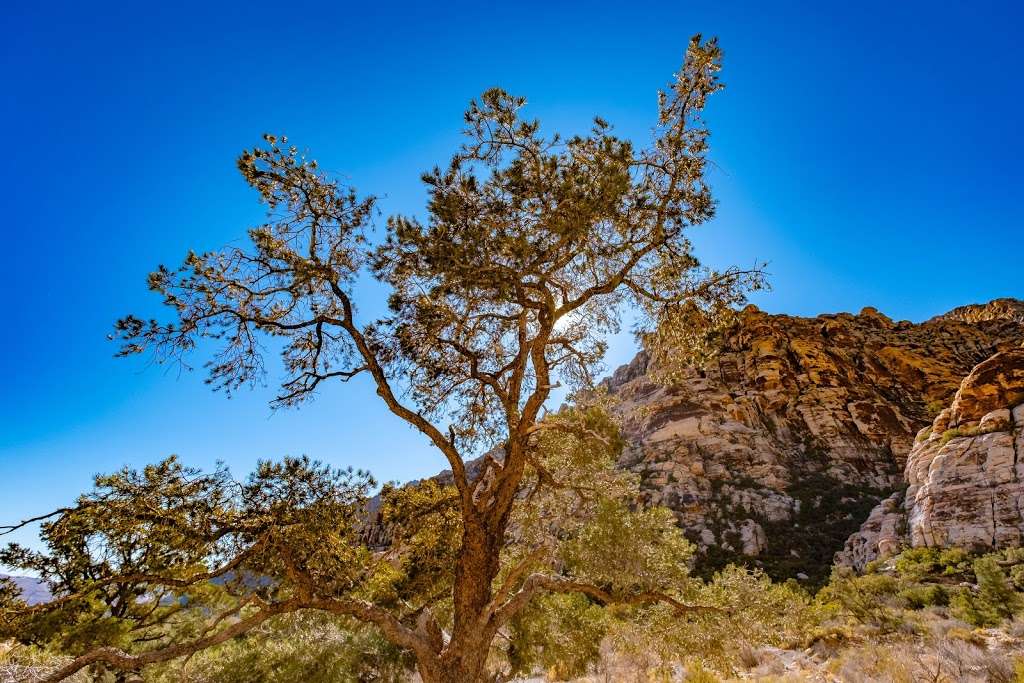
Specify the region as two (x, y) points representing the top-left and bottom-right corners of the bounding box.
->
(419, 505), (511, 683)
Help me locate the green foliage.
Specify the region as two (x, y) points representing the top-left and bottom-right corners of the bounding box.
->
(893, 547), (940, 581)
(374, 478), (461, 608)
(925, 399), (946, 418)
(941, 428), (965, 444)
(597, 565), (816, 674)
(148, 613), (411, 683)
(500, 407), (816, 678)
(1010, 564), (1024, 590)
(818, 565), (903, 626)
(505, 593), (608, 680)
(561, 501), (693, 592)
(0, 456), (377, 668)
(940, 421), (1005, 444)
(820, 547), (1024, 635)
(898, 583), (948, 609)
(951, 556), (1023, 627)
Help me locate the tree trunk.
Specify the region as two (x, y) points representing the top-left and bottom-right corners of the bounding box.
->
(419, 653), (490, 683)
(417, 511), (508, 682)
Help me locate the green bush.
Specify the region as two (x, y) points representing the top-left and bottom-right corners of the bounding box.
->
(1010, 564), (1024, 590)
(823, 548), (1024, 630)
(951, 557), (1023, 627)
(148, 613), (412, 683)
(899, 583), (948, 609)
(893, 547), (941, 580)
(938, 547), (971, 574)
(891, 546), (971, 581)
(925, 399), (946, 418)
(818, 566), (902, 626)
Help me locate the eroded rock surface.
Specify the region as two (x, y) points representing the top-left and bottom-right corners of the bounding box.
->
(838, 346), (1024, 570)
(604, 300), (1023, 581)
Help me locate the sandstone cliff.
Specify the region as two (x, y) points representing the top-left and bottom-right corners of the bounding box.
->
(605, 299), (1024, 583)
(838, 345), (1024, 570)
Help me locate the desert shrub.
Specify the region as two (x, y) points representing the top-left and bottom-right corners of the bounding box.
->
(1007, 616), (1024, 640)
(818, 566), (902, 626)
(830, 638), (1015, 683)
(683, 660), (721, 682)
(863, 558), (883, 574)
(934, 633), (1017, 683)
(940, 422), (1004, 445)
(893, 547), (942, 580)
(833, 643), (916, 683)
(944, 626), (987, 647)
(892, 548), (970, 585)
(736, 642), (762, 669)
(592, 564), (815, 678)
(899, 583), (949, 609)
(148, 613), (411, 683)
(892, 546), (968, 580)
(941, 428), (964, 444)
(1010, 564), (1024, 590)
(925, 399), (946, 418)
(950, 556), (1022, 627)
(937, 547), (972, 574)
(505, 592), (609, 680)
(0, 642), (91, 683)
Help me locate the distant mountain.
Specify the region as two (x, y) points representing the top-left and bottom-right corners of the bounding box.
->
(1, 574), (51, 605)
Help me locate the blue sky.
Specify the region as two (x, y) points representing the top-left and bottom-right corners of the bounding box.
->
(1, 1), (1021, 554)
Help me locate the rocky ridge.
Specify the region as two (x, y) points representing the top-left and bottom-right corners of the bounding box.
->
(604, 299), (1024, 582)
(0, 574), (50, 606)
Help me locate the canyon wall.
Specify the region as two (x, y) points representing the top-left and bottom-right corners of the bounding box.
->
(604, 298), (1024, 581)
(839, 345), (1024, 570)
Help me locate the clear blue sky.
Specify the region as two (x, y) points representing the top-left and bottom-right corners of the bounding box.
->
(1, 1), (1021, 554)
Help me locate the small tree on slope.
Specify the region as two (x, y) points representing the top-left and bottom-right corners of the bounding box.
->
(2, 35), (764, 683)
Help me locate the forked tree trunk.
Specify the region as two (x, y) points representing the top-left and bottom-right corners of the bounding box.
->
(417, 512), (508, 683)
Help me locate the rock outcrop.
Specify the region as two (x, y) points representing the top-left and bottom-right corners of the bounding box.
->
(930, 298), (1024, 325)
(604, 299), (1023, 582)
(838, 346), (1024, 570)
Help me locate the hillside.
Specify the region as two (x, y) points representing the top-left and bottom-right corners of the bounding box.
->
(0, 574), (50, 606)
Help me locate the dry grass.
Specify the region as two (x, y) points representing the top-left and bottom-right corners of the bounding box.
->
(0, 642), (89, 683)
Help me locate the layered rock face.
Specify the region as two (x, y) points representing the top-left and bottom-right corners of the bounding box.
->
(839, 346), (1024, 569)
(604, 299), (1023, 581)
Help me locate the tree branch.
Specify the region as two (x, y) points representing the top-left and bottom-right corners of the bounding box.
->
(490, 573), (723, 628)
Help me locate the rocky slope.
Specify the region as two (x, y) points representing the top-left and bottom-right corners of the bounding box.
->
(838, 345), (1024, 570)
(604, 298), (1024, 582)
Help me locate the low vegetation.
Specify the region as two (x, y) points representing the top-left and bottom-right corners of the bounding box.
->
(12, 543), (1024, 681)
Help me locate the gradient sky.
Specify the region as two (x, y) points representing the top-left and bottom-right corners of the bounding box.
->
(1, 1), (1021, 555)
